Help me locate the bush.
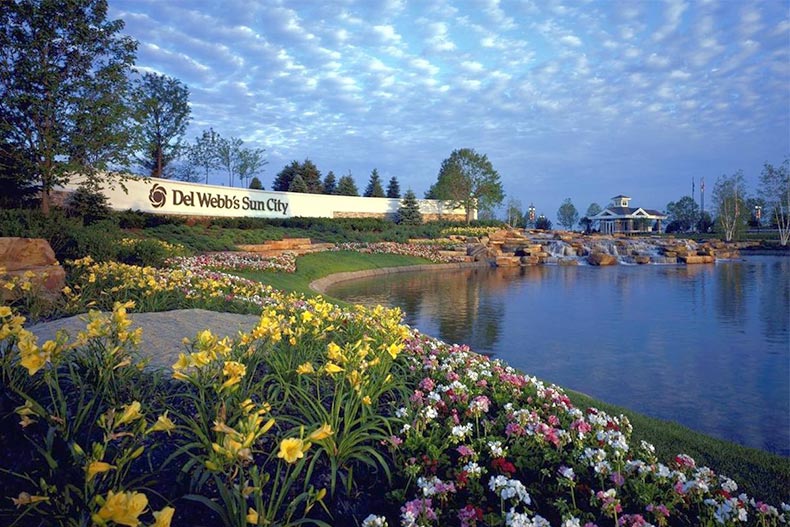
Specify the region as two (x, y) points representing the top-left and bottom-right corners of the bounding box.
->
(60, 220), (122, 262)
(66, 185), (111, 225)
(116, 238), (190, 267)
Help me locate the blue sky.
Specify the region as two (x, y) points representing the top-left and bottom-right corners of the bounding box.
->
(109, 0), (789, 222)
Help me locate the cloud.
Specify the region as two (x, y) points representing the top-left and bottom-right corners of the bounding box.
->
(559, 35), (582, 47)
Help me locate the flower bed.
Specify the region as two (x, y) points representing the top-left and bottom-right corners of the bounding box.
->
(331, 242), (467, 263)
(0, 258), (787, 527)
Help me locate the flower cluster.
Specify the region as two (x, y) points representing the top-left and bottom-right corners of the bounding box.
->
(167, 251), (297, 273)
(389, 332), (790, 526)
(331, 242), (467, 263)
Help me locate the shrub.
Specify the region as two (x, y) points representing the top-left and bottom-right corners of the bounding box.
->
(66, 185), (111, 225)
(116, 238), (190, 267)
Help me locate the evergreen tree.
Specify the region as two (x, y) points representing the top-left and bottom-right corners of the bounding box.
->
(386, 176), (401, 198)
(272, 160), (300, 191)
(337, 173), (359, 196)
(288, 174), (308, 193)
(364, 168), (386, 197)
(249, 176), (263, 190)
(397, 189), (422, 224)
(323, 171), (337, 194)
(301, 159), (323, 193)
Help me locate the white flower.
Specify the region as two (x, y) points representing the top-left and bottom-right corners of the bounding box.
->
(561, 519), (581, 527)
(488, 440), (505, 457)
(362, 514), (388, 527)
(395, 407), (409, 418)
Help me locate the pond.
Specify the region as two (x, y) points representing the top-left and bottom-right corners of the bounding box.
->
(327, 255), (790, 455)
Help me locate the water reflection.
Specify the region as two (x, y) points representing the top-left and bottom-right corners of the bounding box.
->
(328, 257), (790, 455)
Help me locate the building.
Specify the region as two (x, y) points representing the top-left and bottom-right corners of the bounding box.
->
(586, 195), (667, 234)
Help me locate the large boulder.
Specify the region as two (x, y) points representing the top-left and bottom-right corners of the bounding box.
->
(587, 252), (618, 266)
(0, 238), (65, 298)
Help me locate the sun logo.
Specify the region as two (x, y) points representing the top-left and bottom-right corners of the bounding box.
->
(149, 183), (167, 208)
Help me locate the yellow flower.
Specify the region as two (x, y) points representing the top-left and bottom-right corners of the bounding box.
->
(327, 342), (344, 362)
(152, 506), (175, 527)
(115, 401), (143, 428)
(172, 353), (190, 371)
(86, 461), (115, 482)
(18, 330), (49, 376)
(221, 361), (246, 390)
(301, 310), (314, 323)
(96, 490), (148, 527)
(147, 412), (176, 435)
(308, 423), (333, 442)
(324, 362), (343, 375)
(0, 306), (11, 317)
(246, 507), (259, 525)
(295, 362), (314, 375)
(277, 437), (308, 464)
(362, 395), (372, 406)
(386, 342), (403, 360)
(11, 492), (49, 508)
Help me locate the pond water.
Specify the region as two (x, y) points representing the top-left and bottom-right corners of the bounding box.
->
(327, 256), (790, 455)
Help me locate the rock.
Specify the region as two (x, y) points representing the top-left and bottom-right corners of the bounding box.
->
(495, 256), (521, 267)
(520, 256), (540, 266)
(557, 258), (579, 266)
(634, 255), (651, 265)
(587, 252), (618, 266)
(0, 237), (65, 298)
(679, 255), (714, 264)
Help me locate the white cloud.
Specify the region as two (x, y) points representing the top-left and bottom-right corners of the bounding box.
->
(372, 24), (401, 43)
(559, 35), (582, 47)
(652, 0), (688, 42)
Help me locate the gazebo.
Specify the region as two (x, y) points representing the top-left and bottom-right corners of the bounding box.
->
(587, 195), (667, 234)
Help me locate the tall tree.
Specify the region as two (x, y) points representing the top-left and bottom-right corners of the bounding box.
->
(272, 160), (300, 191)
(397, 189), (422, 224)
(336, 173), (359, 196)
(131, 72), (191, 178)
(216, 136), (243, 187)
(364, 168), (385, 197)
(0, 0), (137, 214)
(300, 159), (323, 193)
(386, 176), (401, 198)
(535, 214), (552, 230)
(433, 148), (504, 224)
(187, 128), (220, 184)
(581, 202), (602, 232)
(236, 146), (267, 188)
(505, 198), (523, 227)
(288, 174), (307, 193)
(713, 171), (749, 242)
(665, 196), (700, 232)
(759, 159), (790, 245)
(556, 198), (579, 230)
(323, 171), (337, 194)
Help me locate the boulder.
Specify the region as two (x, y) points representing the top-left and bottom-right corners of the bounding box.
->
(634, 255), (652, 265)
(495, 256), (521, 267)
(587, 252), (618, 266)
(0, 238), (65, 298)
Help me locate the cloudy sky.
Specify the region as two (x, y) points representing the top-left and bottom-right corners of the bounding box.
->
(109, 0), (789, 222)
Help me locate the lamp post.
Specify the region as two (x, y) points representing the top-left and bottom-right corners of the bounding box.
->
(755, 205), (762, 231)
(528, 203), (536, 229)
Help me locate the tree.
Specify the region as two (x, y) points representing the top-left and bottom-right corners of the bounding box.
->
(433, 148), (504, 224)
(697, 211), (714, 233)
(236, 147), (267, 188)
(665, 196), (700, 232)
(713, 171), (749, 242)
(272, 161), (300, 191)
(386, 176), (401, 198)
(323, 171), (337, 194)
(397, 189), (422, 224)
(187, 128), (220, 184)
(337, 173), (359, 196)
(580, 202), (602, 232)
(364, 168), (385, 197)
(556, 198), (579, 230)
(131, 72), (191, 178)
(759, 159), (789, 245)
(300, 159), (323, 193)
(535, 215), (552, 230)
(505, 198), (523, 227)
(424, 183), (438, 199)
(216, 136), (243, 186)
(288, 174), (308, 193)
(0, 0), (137, 214)
(249, 176), (263, 190)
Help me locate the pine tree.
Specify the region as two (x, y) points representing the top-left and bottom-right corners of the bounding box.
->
(249, 176), (263, 190)
(397, 189), (423, 224)
(323, 171), (337, 194)
(301, 159), (323, 193)
(288, 174), (308, 193)
(272, 161), (300, 191)
(386, 176), (401, 198)
(364, 168), (385, 197)
(337, 173), (359, 196)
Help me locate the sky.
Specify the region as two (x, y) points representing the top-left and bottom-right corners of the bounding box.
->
(108, 0), (790, 223)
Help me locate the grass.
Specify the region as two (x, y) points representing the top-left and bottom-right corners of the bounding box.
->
(233, 250), (432, 297)
(567, 390), (790, 505)
(242, 250), (788, 505)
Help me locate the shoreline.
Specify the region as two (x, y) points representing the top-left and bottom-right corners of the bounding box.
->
(309, 260), (489, 294)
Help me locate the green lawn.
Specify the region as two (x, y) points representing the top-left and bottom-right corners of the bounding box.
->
(234, 250), (432, 297)
(239, 250), (789, 505)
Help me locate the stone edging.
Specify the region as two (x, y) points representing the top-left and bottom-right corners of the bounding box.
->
(309, 261), (489, 294)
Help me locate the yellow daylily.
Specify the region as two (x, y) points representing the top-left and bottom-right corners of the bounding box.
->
(324, 362), (343, 375)
(86, 461), (115, 482)
(308, 423), (333, 442)
(246, 507), (259, 525)
(296, 362), (314, 375)
(277, 437), (309, 464)
(115, 401), (143, 428)
(147, 412), (176, 435)
(95, 490), (148, 527)
(221, 361), (247, 390)
(152, 506), (175, 527)
(11, 492), (49, 507)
